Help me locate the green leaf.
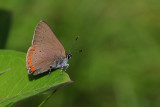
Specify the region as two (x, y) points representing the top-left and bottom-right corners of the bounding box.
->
(0, 50), (72, 106)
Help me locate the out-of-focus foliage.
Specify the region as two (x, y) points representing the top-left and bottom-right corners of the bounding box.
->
(0, 0), (160, 107)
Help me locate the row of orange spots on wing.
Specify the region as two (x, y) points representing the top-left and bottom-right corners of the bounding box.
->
(28, 46), (36, 74)
(30, 66), (34, 73)
(31, 49), (35, 51)
(28, 58), (31, 61)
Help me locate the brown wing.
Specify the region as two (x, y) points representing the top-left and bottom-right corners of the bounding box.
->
(26, 45), (64, 75)
(26, 21), (66, 75)
(33, 21), (65, 55)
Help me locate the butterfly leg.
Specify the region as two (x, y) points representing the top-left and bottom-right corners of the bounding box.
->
(48, 66), (53, 76)
(61, 66), (64, 74)
(64, 64), (69, 72)
(49, 66), (52, 72)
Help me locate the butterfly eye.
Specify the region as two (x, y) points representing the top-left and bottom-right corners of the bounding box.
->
(68, 53), (72, 60)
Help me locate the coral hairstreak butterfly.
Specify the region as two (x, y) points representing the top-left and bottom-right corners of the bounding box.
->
(26, 21), (72, 75)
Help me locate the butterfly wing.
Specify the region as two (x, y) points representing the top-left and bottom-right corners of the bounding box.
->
(33, 21), (65, 55)
(26, 21), (66, 75)
(26, 45), (65, 75)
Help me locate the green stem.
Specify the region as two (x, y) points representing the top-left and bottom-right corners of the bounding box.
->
(38, 89), (57, 107)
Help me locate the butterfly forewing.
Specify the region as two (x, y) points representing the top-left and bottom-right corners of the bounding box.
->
(33, 21), (65, 55)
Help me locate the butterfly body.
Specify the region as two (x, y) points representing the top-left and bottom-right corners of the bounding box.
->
(26, 21), (71, 75)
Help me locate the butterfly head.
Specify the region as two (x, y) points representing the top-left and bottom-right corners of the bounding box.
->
(66, 53), (72, 60)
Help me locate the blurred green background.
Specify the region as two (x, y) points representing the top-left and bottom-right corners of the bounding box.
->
(1, 0), (160, 107)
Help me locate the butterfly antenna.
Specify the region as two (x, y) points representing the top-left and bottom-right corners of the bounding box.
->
(68, 36), (79, 53)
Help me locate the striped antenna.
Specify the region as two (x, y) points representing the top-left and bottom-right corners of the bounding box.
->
(68, 36), (79, 53)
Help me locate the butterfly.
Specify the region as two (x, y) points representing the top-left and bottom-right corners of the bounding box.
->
(26, 21), (72, 75)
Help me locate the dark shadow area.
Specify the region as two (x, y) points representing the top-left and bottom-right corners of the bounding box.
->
(14, 93), (48, 107)
(0, 9), (12, 49)
(28, 69), (58, 81)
